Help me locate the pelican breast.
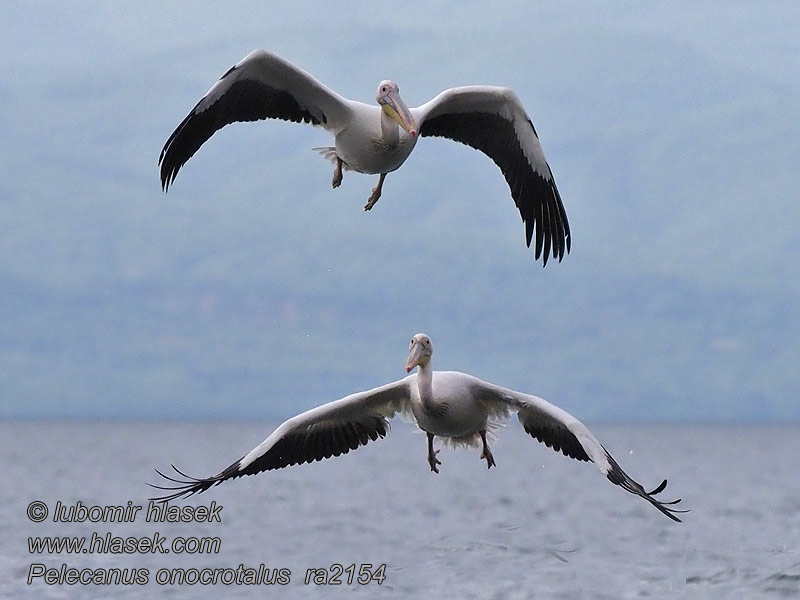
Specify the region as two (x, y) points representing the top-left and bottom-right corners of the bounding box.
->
(410, 371), (494, 439)
(333, 103), (419, 174)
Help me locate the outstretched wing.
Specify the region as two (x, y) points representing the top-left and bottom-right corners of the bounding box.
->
(150, 378), (412, 501)
(414, 86), (570, 266)
(473, 378), (687, 522)
(159, 49), (354, 190)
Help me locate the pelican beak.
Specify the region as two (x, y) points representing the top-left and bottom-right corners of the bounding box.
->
(382, 90), (417, 137)
(405, 341), (429, 372)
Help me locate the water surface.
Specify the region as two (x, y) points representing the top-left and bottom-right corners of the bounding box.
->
(2, 422), (798, 598)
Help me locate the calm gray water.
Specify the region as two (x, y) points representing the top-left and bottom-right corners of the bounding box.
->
(1, 422), (798, 599)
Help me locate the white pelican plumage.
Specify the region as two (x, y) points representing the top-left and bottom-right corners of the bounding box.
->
(159, 50), (570, 265)
(152, 334), (686, 521)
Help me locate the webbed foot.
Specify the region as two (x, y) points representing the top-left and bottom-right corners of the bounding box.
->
(427, 432), (441, 474)
(364, 173), (386, 211)
(479, 430), (496, 469)
(332, 158), (343, 189)
(428, 449), (442, 474)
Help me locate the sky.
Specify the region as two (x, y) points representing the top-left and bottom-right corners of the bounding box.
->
(0, 1), (798, 422)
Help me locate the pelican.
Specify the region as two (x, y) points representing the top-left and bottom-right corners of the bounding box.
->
(159, 50), (570, 265)
(152, 334), (686, 522)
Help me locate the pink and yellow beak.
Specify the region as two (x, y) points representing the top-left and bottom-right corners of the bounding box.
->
(381, 90), (417, 137)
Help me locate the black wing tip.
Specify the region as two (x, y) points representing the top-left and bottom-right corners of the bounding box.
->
(648, 478), (668, 496)
(523, 208), (571, 268)
(158, 147), (181, 192)
(158, 108), (197, 192)
(514, 165), (569, 268)
(529, 232), (571, 268)
(621, 475), (687, 523)
(148, 464), (223, 503)
(159, 169), (176, 192)
(604, 453), (688, 522)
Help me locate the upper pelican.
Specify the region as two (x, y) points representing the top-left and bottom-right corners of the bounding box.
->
(159, 50), (570, 265)
(152, 334), (686, 522)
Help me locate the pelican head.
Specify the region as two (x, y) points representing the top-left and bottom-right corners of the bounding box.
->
(376, 80), (417, 136)
(406, 333), (433, 372)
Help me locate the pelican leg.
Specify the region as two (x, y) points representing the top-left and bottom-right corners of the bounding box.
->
(427, 432), (442, 474)
(479, 430), (496, 469)
(332, 157), (343, 189)
(364, 173), (387, 211)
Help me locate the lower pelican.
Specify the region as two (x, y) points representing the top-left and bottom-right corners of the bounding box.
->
(152, 334), (686, 521)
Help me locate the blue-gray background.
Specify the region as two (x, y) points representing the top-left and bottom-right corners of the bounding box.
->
(2, 1), (798, 423)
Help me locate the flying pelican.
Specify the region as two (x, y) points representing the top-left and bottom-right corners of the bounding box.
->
(152, 334), (686, 521)
(159, 50), (570, 265)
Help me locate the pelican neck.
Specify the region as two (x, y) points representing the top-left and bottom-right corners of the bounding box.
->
(380, 110), (400, 146)
(414, 362), (434, 411)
